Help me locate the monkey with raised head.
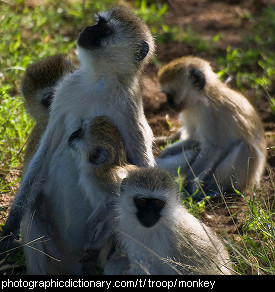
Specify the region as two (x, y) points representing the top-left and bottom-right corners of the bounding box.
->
(86, 167), (233, 275)
(21, 54), (75, 173)
(1, 6), (155, 274)
(156, 56), (266, 200)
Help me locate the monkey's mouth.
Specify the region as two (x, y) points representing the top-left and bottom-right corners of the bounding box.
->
(136, 213), (161, 228)
(166, 93), (181, 111)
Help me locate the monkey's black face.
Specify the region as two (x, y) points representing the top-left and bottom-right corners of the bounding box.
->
(77, 17), (113, 49)
(134, 197), (165, 228)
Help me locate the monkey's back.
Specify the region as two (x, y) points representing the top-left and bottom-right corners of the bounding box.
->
(171, 206), (232, 275)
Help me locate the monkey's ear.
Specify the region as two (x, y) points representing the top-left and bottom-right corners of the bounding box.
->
(68, 128), (83, 149)
(42, 91), (54, 108)
(120, 178), (127, 192)
(89, 146), (109, 165)
(190, 68), (205, 90)
(134, 41), (149, 61)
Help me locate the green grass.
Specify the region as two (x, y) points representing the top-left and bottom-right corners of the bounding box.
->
(0, 0), (274, 275)
(229, 186), (275, 274)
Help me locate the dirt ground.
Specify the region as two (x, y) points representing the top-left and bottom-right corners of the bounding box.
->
(141, 0), (275, 235)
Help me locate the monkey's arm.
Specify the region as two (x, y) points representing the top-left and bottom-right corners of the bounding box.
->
(23, 124), (44, 175)
(154, 131), (181, 146)
(157, 139), (200, 159)
(0, 163), (46, 255)
(0, 118), (64, 255)
(156, 140), (200, 175)
(121, 111), (155, 167)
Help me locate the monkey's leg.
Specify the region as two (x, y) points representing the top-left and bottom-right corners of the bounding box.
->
(184, 147), (224, 199)
(21, 211), (51, 275)
(204, 141), (253, 197)
(21, 196), (69, 275)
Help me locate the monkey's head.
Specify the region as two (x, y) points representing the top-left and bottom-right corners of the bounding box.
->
(68, 116), (128, 182)
(21, 54), (75, 122)
(158, 56), (217, 111)
(119, 168), (178, 229)
(77, 6), (155, 77)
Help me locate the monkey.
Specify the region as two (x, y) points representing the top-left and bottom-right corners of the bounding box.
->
(155, 56), (266, 200)
(0, 54), (75, 259)
(86, 167), (233, 275)
(117, 168), (233, 274)
(1, 6), (155, 274)
(21, 54), (75, 173)
(67, 116), (134, 275)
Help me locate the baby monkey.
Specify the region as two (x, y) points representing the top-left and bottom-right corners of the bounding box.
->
(156, 56), (266, 199)
(21, 54), (75, 173)
(68, 116), (133, 274)
(87, 167), (233, 275)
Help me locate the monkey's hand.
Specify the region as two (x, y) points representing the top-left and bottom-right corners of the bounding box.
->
(0, 232), (21, 261)
(158, 140), (184, 158)
(154, 136), (169, 146)
(0, 216), (22, 261)
(80, 248), (99, 275)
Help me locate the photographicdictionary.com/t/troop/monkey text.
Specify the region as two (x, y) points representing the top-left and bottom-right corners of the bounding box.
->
(1, 276), (272, 290)
(1, 278), (216, 290)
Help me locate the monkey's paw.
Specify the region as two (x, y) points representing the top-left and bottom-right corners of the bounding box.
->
(80, 249), (99, 275)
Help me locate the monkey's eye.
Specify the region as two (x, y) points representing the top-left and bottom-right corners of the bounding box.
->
(154, 199), (165, 209)
(134, 197), (147, 207)
(97, 17), (112, 35)
(103, 26), (112, 34)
